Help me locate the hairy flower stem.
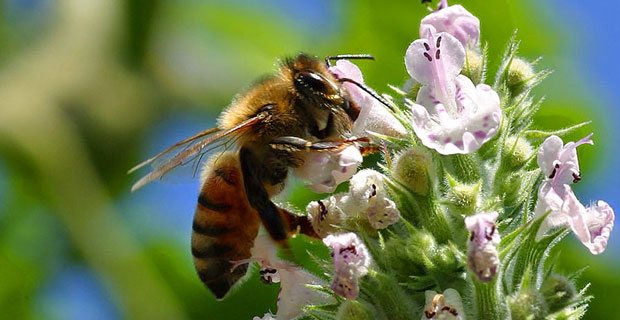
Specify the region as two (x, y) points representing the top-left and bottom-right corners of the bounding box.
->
(413, 193), (452, 243)
(473, 277), (507, 319)
(442, 154), (481, 183)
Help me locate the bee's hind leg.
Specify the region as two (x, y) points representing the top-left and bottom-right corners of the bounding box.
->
(239, 147), (288, 244)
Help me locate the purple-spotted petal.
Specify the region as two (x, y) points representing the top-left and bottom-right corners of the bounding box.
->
(537, 134), (593, 185)
(410, 75), (501, 155)
(420, 4), (480, 48)
(405, 32), (465, 100)
(323, 232), (371, 277)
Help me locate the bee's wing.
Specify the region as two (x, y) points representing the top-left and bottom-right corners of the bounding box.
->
(129, 115), (263, 191)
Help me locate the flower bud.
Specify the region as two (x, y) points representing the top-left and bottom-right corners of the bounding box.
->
(392, 147), (433, 196)
(447, 175), (480, 215)
(465, 212), (500, 282)
(462, 48), (484, 84)
(502, 136), (533, 169)
(507, 288), (548, 320)
(541, 274), (577, 312)
(506, 57), (535, 96)
(336, 300), (374, 320)
(499, 172), (524, 207)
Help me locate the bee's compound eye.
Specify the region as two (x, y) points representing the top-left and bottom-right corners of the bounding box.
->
(295, 71), (327, 93)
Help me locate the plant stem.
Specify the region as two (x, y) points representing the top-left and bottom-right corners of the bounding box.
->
(473, 277), (507, 320)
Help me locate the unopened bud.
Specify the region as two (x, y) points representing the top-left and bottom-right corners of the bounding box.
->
(541, 274), (577, 313)
(506, 57), (535, 96)
(336, 300), (374, 320)
(502, 136), (533, 169)
(392, 147), (433, 196)
(462, 48), (484, 84)
(447, 175), (480, 215)
(508, 288), (548, 320)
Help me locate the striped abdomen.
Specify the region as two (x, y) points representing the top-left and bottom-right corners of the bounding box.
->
(191, 152), (260, 299)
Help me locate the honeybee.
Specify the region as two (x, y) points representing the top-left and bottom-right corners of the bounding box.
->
(130, 53), (387, 299)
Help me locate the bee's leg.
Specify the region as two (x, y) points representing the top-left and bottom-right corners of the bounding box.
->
(239, 147), (288, 243)
(269, 136), (378, 155)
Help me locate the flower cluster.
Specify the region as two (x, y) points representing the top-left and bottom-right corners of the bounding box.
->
(306, 169), (401, 237)
(246, 1), (614, 319)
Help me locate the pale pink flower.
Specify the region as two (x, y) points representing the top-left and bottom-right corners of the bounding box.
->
(535, 134), (615, 254)
(420, 4), (480, 49)
(465, 212), (500, 282)
(247, 235), (333, 319)
(329, 60), (407, 138)
(294, 145), (363, 193)
(323, 233), (371, 299)
(405, 32), (501, 155)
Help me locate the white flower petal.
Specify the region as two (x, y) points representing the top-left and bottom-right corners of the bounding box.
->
(367, 197), (401, 229)
(536, 134), (593, 184)
(306, 194), (347, 237)
(277, 267), (333, 320)
(329, 60), (406, 138)
(295, 145), (363, 193)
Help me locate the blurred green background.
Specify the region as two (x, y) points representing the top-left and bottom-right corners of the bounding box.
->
(0, 0), (617, 319)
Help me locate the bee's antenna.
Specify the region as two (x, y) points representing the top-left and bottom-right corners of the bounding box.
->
(338, 78), (395, 112)
(325, 54), (375, 67)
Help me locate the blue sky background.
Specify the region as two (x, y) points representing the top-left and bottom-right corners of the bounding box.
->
(542, 0), (620, 254)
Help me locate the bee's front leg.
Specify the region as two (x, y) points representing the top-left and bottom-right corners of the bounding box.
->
(269, 136), (378, 155)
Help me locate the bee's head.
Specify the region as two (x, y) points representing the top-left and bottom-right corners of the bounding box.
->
(286, 53), (345, 108)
